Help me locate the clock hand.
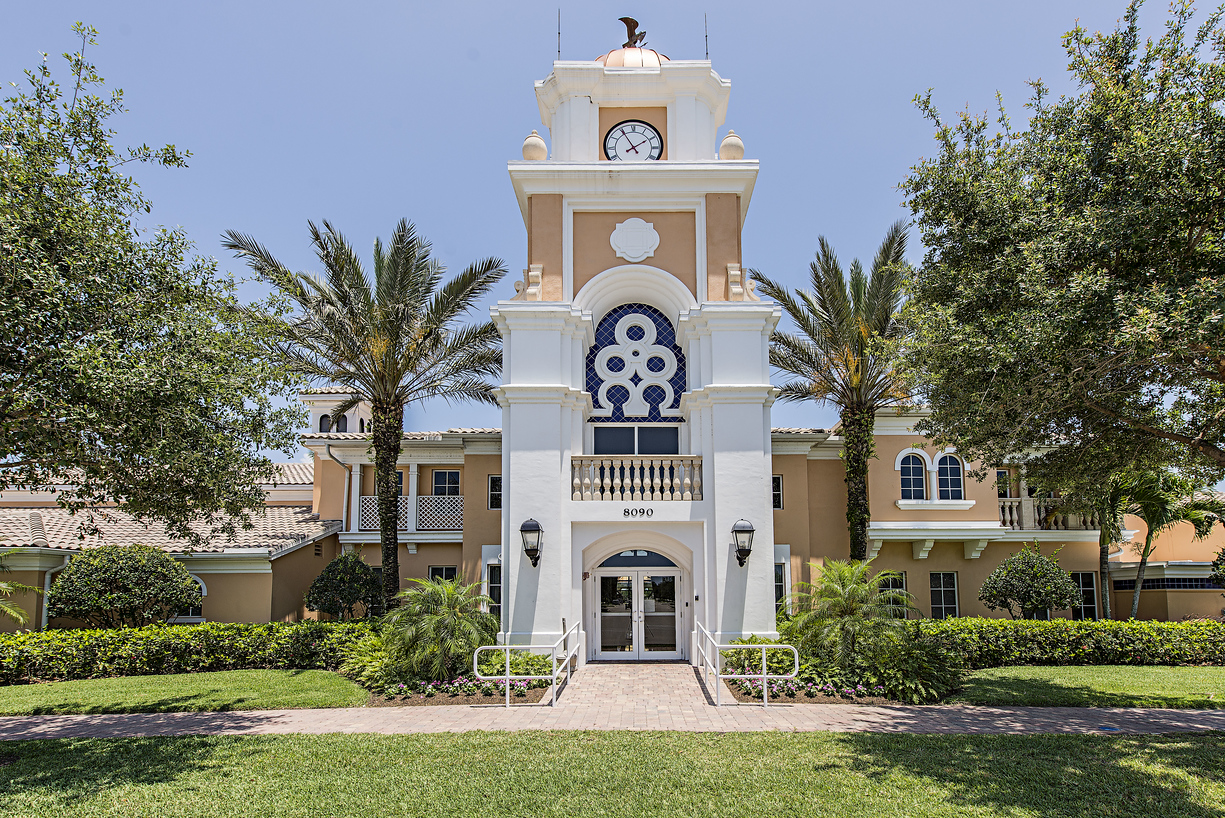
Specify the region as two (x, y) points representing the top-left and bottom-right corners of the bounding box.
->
(625, 139), (646, 154)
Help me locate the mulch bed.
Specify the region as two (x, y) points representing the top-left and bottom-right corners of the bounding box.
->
(724, 683), (897, 707)
(368, 687), (550, 707)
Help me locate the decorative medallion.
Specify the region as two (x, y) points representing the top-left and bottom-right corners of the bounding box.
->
(609, 218), (660, 263)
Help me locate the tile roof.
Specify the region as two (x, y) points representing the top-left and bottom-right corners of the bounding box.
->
(0, 506), (339, 555)
(771, 427), (829, 434)
(268, 462), (313, 485)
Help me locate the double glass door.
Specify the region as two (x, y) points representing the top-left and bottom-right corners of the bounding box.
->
(595, 570), (683, 660)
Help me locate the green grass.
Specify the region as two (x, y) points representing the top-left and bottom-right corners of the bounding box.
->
(0, 670), (369, 715)
(952, 665), (1225, 708)
(0, 732), (1222, 817)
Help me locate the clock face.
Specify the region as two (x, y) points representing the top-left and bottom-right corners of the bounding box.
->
(604, 120), (663, 161)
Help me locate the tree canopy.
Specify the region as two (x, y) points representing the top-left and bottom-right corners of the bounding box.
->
(978, 544), (1083, 619)
(45, 544), (202, 628)
(0, 25), (302, 543)
(901, 1), (1225, 485)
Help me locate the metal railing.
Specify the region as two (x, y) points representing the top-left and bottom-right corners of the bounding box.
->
(695, 622), (799, 707)
(473, 621), (583, 707)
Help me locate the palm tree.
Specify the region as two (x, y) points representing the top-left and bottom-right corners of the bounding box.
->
(783, 559), (915, 668)
(1124, 471), (1224, 620)
(0, 554), (37, 625)
(751, 222), (910, 560)
(382, 576), (499, 680)
(223, 220), (506, 607)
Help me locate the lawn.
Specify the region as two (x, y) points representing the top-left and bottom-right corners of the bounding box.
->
(953, 665), (1225, 709)
(0, 670), (369, 715)
(0, 732), (1222, 817)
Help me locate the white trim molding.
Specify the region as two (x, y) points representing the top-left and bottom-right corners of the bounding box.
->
(895, 499), (976, 511)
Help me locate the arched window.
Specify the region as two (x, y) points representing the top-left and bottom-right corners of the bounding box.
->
(319, 414), (331, 433)
(335, 414), (348, 433)
(359, 418), (365, 433)
(900, 454), (926, 500)
(937, 455), (964, 500)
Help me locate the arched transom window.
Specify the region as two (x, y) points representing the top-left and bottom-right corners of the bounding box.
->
(899, 454), (926, 500)
(937, 454), (964, 500)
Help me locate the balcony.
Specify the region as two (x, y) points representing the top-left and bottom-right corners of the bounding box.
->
(357, 495), (464, 531)
(571, 456), (703, 501)
(998, 497), (1100, 531)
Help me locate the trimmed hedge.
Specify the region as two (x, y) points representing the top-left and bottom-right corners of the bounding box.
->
(919, 618), (1225, 669)
(0, 621), (373, 685)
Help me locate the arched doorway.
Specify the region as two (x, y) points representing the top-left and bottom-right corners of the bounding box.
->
(592, 549), (684, 660)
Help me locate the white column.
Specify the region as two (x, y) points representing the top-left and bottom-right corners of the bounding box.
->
(349, 463), (362, 532)
(407, 463), (419, 533)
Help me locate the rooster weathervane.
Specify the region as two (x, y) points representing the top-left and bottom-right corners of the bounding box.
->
(619, 17), (647, 48)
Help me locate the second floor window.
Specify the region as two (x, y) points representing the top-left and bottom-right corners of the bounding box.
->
(334, 414), (348, 432)
(937, 455), (964, 500)
(771, 475), (783, 509)
(433, 470), (460, 496)
(900, 454), (926, 499)
(319, 414), (331, 433)
(488, 475), (502, 510)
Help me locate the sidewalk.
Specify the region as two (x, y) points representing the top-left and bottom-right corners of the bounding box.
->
(2, 664), (1222, 740)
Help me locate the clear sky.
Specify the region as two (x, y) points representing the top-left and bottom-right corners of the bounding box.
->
(2, 0), (1182, 457)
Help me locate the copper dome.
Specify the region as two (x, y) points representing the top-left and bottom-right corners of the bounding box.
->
(595, 47), (670, 68)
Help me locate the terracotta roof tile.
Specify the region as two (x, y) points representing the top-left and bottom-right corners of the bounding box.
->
(268, 462), (313, 485)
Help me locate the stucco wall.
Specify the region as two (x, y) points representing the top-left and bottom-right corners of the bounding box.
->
(528, 194), (564, 301)
(1123, 516), (1225, 563)
(462, 453), (501, 583)
(869, 437), (1000, 523)
(704, 193), (740, 301)
(194, 571), (273, 623)
(0, 569), (42, 633)
(355, 542), (464, 587)
(312, 455), (348, 521)
(270, 534), (338, 622)
(806, 459), (849, 575)
(573, 211), (697, 297)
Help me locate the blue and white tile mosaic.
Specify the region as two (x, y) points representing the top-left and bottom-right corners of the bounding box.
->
(586, 303), (686, 423)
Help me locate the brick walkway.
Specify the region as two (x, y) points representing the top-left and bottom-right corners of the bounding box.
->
(2, 662), (1223, 740)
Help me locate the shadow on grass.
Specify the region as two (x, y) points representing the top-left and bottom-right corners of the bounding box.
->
(838, 732), (1225, 818)
(20, 691), (259, 716)
(953, 675), (1223, 709)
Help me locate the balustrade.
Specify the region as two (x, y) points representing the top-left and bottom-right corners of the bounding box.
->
(570, 456), (702, 501)
(997, 497), (1099, 531)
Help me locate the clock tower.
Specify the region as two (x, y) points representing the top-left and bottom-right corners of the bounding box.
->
(492, 30), (778, 663)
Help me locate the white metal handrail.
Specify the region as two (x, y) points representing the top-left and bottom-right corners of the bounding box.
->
(695, 622), (799, 707)
(473, 621), (583, 707)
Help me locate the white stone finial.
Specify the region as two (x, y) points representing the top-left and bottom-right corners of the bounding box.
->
(719, 130), (745, 160)
(522, 130), (547, 160)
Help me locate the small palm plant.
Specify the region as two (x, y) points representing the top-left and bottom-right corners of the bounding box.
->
(783, 559), (915, 668)
(0, 554), (38, 625)
(223, 220), (506, 608)
(381, 576), (498, 680)
(1124, 471), (1224, 619)
(750, 222), (910, 560)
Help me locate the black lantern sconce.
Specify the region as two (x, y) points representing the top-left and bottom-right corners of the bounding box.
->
(520, 518), (542, 567)
(732, 519), (755, 567)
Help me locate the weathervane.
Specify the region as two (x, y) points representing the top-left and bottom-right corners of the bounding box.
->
(619, 17), (646, 48)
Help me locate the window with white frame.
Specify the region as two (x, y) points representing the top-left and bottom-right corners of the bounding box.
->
(1070, 572), (1097, 620)
(433, 470), (460, 496)
(900, 454), (926, 500)
(774, 563), (787, 611)
(488, 475), (502, 510)
(487, 562), (502, 618)
(771, 475), (783, 509)
(428, 565), (457, 582)
(929, 572), (959, 618)
(937, 455), (964, 500)
(996, 468), (1012, 499)
(171, 574), (207, 622)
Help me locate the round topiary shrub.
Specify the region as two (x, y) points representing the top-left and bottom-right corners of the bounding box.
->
(45, 544), (202, 628)
(305, 553), (381, 620)
(978, 543), (1083, 619)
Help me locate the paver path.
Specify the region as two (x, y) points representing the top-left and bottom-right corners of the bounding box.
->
(2, 662), (1223, 740)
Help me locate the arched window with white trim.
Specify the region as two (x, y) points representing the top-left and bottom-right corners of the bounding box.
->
(937, 454), (964, 500)
(335, 414), (348, 433)
(319, 414), (331, 433)
(899, 454), (926, 500)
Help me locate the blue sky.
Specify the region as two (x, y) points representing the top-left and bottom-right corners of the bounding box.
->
(3, 1), (1179, 456)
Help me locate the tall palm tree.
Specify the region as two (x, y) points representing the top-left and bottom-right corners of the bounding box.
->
(751, 222), (910, 560)
(1124, 471), (1224, 620)
(223, 220), (506, 607)
(783, 559), (914, 668)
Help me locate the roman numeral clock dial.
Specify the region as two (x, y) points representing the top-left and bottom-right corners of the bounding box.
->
(604, 120), (663, 161)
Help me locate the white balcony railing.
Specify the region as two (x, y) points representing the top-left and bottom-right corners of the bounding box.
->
(357, 495), (463, 531)
(998, 497), (1099, 531)
(571, 456), (702, 501)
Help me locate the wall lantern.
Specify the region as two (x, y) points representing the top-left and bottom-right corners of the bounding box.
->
(732, 519), (755, 567)
(520, 518), (543, 567)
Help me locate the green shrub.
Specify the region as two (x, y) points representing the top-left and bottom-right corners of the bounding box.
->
(46, 544), (202, 628)
(381, 577), (498, 681)
(476, 649), (554, 678)
(919, 618), (1225, 669)
(864, 627), (964, 704)
(978, 543), (1083, 619)
(0, 621), (372, 685)
(338, 633), (410, 691)
(305, 553), (381, 620)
